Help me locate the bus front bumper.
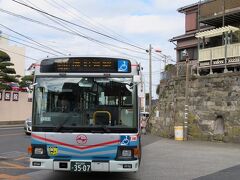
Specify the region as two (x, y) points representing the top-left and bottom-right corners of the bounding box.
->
(30, 158), (139, 172)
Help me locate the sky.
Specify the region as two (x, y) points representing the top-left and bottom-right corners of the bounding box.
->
(0, 0), (197, 98)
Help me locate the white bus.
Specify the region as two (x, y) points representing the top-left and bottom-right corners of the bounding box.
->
(29, 56), (142, 173)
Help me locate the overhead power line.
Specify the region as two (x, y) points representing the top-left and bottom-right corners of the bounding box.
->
(57, 0), (144, 50)
(0, 8), (147, 56)
(40, 0), (146, 54)
(153, 52), (175, 63)
(43, 0), (121, 41)
(11, 0), (148, 52)
(0, 36), (59, 56)
(0, 4), (165, 63)
(0, 47), (38, 61)
(1, 32), (70, 55)
(0, 23), (67, 56)
(0, 9), (116, 49)
(2, 32), (44, 47)
(0, 8), (147, 62)
(22, 0), (148, 55)
(15, 1), (148, 60)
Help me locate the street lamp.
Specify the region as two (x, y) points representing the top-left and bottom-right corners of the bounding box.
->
(148, 47), (172, 114)
(154, 49), (171, 71)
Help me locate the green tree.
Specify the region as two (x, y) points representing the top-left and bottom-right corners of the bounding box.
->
(0, 62), (15, 73)
(19, 75), (34, 87)
(164, 64), (175, 71)
(0, 59), (18, 90)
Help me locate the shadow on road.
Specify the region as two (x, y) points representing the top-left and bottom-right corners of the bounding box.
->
(42, 171), (138, 180)
(194, 165), (240, 180)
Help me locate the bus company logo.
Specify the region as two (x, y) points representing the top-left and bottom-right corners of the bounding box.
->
(130, 135), (137, 141)
(76, 134), (88, 145)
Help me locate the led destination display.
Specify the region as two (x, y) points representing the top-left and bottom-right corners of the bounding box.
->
(40, 57), (131, 73)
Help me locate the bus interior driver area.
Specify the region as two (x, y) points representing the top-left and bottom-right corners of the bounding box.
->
(33, 77), (137, 133)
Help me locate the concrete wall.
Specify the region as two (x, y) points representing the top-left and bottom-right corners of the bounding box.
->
(0, 91), (32, 124)
(149, 72), (240, 143)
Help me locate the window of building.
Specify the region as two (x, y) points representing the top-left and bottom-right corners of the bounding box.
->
(232, 30), (240, 44)
(178, 48), (198, 61)
(203, 36), (222, 48)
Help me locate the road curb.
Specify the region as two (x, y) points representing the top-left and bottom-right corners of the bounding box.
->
(0, 121), (24, 128)
(0, 124), (24, 128)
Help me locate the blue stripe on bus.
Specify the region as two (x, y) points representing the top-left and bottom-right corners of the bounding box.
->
(31, 138), (44, 144)
(31, 137), (139, 153)
(51, 153), (117, 160)
(32, 138), (118, 154)
(55, 145), (117, 154)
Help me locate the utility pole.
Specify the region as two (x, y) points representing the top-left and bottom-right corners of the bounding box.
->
(164, 55), (167, 70)
(184, 50), (189, 141)
(143, 76), (146, 112)
(149, 44), (152, 114)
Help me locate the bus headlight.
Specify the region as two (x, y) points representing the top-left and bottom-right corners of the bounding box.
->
(31, 145), (49, 159)
(122, 150), (132, 157)
(34, 148), (44, 155)
(116, 147), (135, 160)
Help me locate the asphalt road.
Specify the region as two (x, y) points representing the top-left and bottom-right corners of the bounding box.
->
(1, 127), (240, 180)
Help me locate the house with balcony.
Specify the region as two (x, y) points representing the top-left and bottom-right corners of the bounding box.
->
(171, 0), (240, 75)
(170, 2), (201, 76)
(197, 0), (240, 74)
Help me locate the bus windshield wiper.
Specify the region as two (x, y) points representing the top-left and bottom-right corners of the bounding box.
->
(55, 117), (72, 132)
(101, 125), (111, 133)
(90, 125), (111, 133)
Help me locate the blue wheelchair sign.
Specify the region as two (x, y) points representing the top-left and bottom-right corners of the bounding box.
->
(118, 60), (129, 72)
(120, 135), (131, 146)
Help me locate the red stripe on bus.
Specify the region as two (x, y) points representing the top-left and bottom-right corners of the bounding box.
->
(32, 134), (120, 150)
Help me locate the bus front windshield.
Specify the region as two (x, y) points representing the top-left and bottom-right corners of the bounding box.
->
(33, 77), (138, 132)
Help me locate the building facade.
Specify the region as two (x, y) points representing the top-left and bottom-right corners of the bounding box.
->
(150, 0), (240, 142)
(0, 35), (25, 77)
(171, 0), (240, 75)
(170, 2), (200, 76)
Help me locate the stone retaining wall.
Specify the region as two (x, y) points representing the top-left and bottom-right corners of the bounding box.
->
(149, 72), (240, 143)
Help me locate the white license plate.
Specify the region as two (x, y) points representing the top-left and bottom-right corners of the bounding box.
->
(71, 162), (91, 172)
